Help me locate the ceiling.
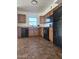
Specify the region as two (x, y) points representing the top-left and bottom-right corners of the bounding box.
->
(17, 0), (55, 13)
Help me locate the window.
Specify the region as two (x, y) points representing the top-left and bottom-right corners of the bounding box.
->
(46, 18), (50, 22)
(29, 17), (37, 27)
(45, 18), (53, 27)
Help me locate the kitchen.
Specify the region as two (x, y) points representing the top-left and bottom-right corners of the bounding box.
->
(17, 0), (62, 59)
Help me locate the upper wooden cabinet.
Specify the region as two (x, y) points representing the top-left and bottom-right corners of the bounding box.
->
(18, 14), (26, 23)
(40, 16), (45, 24)
(48, 10), (53, 16)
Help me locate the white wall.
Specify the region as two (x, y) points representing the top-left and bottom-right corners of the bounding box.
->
(17, 11), (40, 27)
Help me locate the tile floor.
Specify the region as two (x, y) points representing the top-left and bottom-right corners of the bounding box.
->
(17, 37), (62, 59)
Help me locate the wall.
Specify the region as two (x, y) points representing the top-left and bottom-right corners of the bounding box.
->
(17, 11), (40, 27)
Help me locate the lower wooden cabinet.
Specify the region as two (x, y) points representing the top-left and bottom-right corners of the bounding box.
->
(29, 27), (39, 37)
(49, 27), (53, 42)
(17, 27), (21, 38)
(17, 27), (29, 38)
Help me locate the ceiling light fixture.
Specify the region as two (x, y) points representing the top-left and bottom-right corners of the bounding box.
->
(54, 0), (58, 3)
(31, 0), (38, 5)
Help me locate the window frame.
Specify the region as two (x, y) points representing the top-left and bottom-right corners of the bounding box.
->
(29, 17), (37, 27)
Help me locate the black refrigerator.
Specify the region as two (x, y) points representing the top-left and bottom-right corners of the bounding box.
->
(53, 6), (62, 48)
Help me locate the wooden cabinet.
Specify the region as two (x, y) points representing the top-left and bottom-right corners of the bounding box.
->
(18, 14), (26, 23)
(49, 27), (53, 42)
(17, 27), (29, 38)
(29, 27), (39, 37)
(44, 10), (53, 18)
(17, 27), (21, 38)
(39, 27), (44, 37)
(41, 28), (44, 37)
(48, 10), (53, 16)
(40, 16), (45, 24)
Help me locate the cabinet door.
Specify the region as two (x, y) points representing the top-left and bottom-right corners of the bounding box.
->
(18, 14), (26, 23)
(49, 28), (53, 42)
(17, 27), (21, 38)
(29, 27), (39, 37)
(40, 16), (45, 24)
